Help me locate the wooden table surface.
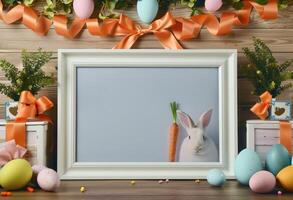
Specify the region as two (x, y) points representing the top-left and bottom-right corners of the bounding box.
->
(2, 180), (293, 200)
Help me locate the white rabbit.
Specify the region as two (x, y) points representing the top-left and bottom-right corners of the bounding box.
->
(177, 109), (219, 162)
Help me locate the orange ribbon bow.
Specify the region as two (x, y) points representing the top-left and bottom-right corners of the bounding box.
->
(5, 91), (53, 147)
(113, 12), (183, 49)
(250, 91), (272, 120)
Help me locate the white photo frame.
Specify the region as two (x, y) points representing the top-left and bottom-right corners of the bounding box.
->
(58, 49), (238, 179)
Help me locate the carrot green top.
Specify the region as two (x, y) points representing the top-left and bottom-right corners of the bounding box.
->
(170, 101), (178, 124)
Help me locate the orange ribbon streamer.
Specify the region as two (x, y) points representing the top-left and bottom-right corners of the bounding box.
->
(0, 1), (51, 35)
(0, 0), (278, 49)
(279, 121), (292, 154)
(250, 91), (272, 120)
(5, 91), (53, 147)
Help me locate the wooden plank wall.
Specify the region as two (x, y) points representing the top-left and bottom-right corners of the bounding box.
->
(0, 5), (292, 159)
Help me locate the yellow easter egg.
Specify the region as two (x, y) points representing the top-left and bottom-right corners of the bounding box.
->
(0, 159), (33, 190)
(276, 165), (293, 192)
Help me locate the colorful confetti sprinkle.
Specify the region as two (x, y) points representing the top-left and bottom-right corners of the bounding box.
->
(80, 186), (86, 193)
(130, 180), (136, 186)
(26, 187), (35, 193)
(1, 192), (12, 197)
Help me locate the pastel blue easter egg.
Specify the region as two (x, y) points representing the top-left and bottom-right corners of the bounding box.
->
(266, 144), (291, 175)
(291, 156), (293, 165)
(235, 149), (263, 185)
(207, 169), (226, 186)
(137, 0), (158, 24)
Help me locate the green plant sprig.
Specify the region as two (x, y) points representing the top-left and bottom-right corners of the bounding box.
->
(241, 37), (293, 98)
(3, 0), (73, 18)
(0, 49), (55, 101)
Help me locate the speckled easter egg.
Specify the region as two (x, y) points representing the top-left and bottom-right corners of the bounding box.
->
(137, 0), (158, 24)
(276, 165), (293, 192)
(249, 171), (276, 193)
(37, 168), (60, 192)
(235, 149), (263, 185)
(31, 165), (48, 185)
(0, 159), (33, 190)
(73, 0), (94, 19)
(207, 169), (226, 186)
(266, 144), (291, 175)
(205, 0), (223, 12)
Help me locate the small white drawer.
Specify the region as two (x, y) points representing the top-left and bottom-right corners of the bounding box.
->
(0, 120), (48, 166)
(247, 120), (293, 163)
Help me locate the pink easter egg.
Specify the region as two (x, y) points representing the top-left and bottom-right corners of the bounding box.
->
(205, 0), (223, 12)
(249, 171), (276, 193)
(73, 0), (94, 19)
(32, 164), (47, 174)
(37, 168), (60, 192)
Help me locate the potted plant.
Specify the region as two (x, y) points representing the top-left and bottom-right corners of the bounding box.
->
(0, 49), (54, 120)
(241, 37), (293, 98)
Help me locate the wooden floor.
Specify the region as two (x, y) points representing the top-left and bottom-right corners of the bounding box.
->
(3, 181), (293, 200)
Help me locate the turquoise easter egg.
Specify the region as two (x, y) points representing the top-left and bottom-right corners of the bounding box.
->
(266, 144), (291, 175)
(137, 0), (158, 24)
(207, 169), (226, 186)
(235, 149), (263, 185)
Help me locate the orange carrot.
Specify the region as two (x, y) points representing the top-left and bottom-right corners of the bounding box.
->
(169, 102), (179, 162)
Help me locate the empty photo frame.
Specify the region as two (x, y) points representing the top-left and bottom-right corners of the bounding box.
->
(58, 49), (238, 179)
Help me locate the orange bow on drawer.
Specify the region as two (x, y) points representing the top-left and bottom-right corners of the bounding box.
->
(250, 91), (292, 154)
(5, 91), (53, 147)
(250, 91), (272, 120)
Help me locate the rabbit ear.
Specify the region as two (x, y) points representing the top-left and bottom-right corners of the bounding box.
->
(177, 110), (194, 130)
(198, 109), (213, 129)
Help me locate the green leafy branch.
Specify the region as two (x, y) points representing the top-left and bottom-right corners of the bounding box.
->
(241, 37), (293, 98)
(0, 49), (54, 101)
(3, 0), (73, 18)
(99, 0), (132, 20)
